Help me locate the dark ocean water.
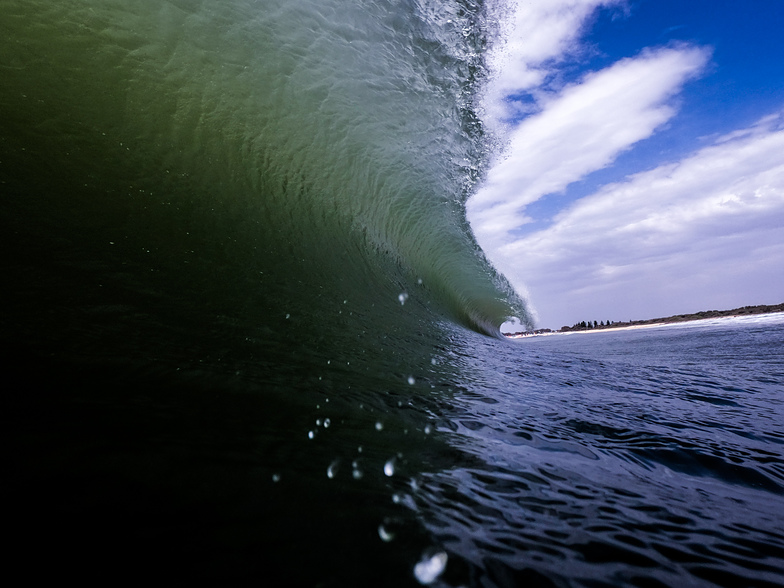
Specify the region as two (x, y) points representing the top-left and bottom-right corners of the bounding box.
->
(415, 316), (784, 587)
(3, 1), (784, 586)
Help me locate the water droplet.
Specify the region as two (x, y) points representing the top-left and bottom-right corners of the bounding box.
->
(323, 418), (331, 428)
(424, 425), (432, 435)
(384, 458), (396, 477)
(414, 551), (448, 585)
(407, 376), (415, 385)
(271, 473), (281, 483)
(378, 524), (395, 542)
(392, 493), (402, 504)
(357, 446), (363, 453)
(430, 357), (437, 365)
(308, 430), (315, 439)
(285, 313), (290, 319)
(352, 463), (364, 479)
(398, 292), (409, 305)
(327, 460), (340, 479)
(316, 419), (322, 426)
(417, 278), (423, 285)
(375, 421), (384, 431)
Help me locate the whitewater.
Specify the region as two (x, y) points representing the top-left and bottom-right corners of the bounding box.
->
(2, 1), (783, 586)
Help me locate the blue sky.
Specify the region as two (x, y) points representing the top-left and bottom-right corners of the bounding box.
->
(467, 0), (784, 330)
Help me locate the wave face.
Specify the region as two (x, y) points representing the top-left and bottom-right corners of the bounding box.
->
(1, 1), (528, 584)
(1, 0), (529, 342)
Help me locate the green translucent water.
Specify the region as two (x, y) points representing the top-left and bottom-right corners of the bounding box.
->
(1, 0), (529, 344)
(1, 3), (525, 584)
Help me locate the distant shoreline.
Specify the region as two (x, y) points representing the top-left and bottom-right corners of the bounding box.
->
(505, 303), (784, 338)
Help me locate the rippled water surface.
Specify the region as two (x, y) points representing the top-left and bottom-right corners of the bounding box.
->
(415, 315), (784, 587)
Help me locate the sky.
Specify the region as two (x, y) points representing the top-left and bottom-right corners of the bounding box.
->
(467, 0), (784, 330)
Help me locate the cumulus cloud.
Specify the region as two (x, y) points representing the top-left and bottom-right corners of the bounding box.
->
(494, 112), (784, 327)
(470, 44), (710, 250)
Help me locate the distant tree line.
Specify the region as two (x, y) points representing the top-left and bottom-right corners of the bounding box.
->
(557, 302), (784, 333)
(504, 302), (783, 337)
(561, 320), (614, 332)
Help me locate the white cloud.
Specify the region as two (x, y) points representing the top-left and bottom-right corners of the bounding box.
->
(484, 0), (622, 122)
(469, 1), (780, 328)
(469, 44), (710, 251)
(494, 112), (784, 327)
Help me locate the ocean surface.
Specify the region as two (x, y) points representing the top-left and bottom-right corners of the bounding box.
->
(2, 1), (784, 586)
